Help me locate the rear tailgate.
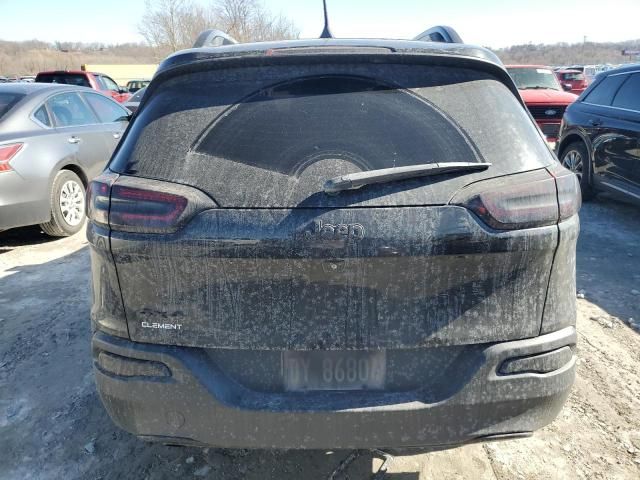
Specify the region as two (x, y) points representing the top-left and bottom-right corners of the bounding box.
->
(108, 56), (559, 349)
(112, 206), (557, 349)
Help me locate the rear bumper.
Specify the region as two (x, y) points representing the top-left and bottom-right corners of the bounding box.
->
(93, 326), (576, 449)
(0, 171), (49, 230)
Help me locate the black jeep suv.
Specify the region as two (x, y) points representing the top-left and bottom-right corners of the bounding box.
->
(87, 27), (580, 449)
(557, 64), (640, 202)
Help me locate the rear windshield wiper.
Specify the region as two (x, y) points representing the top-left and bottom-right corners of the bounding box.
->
(323, 162), (491, 194)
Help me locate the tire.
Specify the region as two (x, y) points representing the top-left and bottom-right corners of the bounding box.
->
(40, 170), (86, 237)
(560, 141), (595, 200)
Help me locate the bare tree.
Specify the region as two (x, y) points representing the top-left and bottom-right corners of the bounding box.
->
(215, 0), (298, 42)
(138, 0), (299, 52)
(0, 40), (160, 76)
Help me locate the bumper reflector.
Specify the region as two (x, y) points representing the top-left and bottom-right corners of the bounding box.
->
(97, 352), (171, 378)
(499, 346), (573, 375)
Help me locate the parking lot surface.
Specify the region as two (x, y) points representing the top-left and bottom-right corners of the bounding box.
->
(1, 196), (639, 480)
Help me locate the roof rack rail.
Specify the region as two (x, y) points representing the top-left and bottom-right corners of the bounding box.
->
(413, 26), (463, 44)
(193, 29), (238, 48)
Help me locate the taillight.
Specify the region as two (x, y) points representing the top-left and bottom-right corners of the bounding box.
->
(87, 172), (118, 226)
(109, 185), (188, 232)
(547, 163), (582, 220)
(452, 167), (579, 230)
(0, 143), (23, 172)
(88, 174), (216, 234)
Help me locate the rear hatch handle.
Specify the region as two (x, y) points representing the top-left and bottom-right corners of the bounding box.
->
(323, 162), (491, 194)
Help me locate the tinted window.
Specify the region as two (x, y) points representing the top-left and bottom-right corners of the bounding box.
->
(0, 92), (25, 120)
(110, 63), (555, 208)
(47, 92), (98, 127)
(561, 72), (584, 81)
(612, 73), (640, 111)
(584, 74), (627, 106)
(36, 73), (91, 88)
(33, 105), (51, 126)
(84, 93), (128, 122)
(100, 76), (120, 91)
(196, 76), (478, 176)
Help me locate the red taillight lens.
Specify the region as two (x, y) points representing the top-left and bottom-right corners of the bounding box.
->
(0, 143), (23, 172)
(548, 164), (582, 220)
(452, 168), (579, 230)
(109, 185), (188, 233)
(88, 175), (216, 233)
(87, 176), (114, 226)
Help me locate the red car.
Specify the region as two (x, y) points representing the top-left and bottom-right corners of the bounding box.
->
(555, 69), (588, 95)
(506, 65), (578, 145)
(35, 70), (131, 103)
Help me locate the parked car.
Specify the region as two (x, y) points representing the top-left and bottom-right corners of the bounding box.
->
(122, 86), (146, 113)
(583, 65), (612, 84)
(35, 70), (131, 103)
(125, 79), (150, 93)
(506, 65), (578, 146)
(557, 64), (640, 201)
(0, 83), (130, 236)
(555, 69), (588, 95)
(88, 27), (580, 450)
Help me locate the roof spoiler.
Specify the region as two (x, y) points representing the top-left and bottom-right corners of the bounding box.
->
(191, 26), (462, 48)
(413, 26), (463, 44)
(193, 29), (238, 48)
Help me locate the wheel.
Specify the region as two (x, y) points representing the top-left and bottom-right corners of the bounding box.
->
(560, 141), (594, 200)
(40, 170), (86, 237)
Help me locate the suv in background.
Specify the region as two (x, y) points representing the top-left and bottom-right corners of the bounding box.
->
(507, 65), (578, 147)
(557, 64), (640, 201)
(35, 70), (131, 103)
(88, 27), (580, 450)
(555, 69), (588, 95)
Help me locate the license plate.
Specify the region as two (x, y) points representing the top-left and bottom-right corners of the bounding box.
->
(282, 351), (386, 391)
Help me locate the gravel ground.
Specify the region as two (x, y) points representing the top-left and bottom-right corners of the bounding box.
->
(1, 195), (639, 480)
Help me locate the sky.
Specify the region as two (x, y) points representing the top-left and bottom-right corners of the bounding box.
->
(0, 0), (639, 48)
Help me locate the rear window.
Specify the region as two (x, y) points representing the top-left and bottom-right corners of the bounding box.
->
(0, 92), (25, 120)
(36, 73), (91, 88)
(612, 73), (640, 112)
(561, 72), (584, 81)
(111, 61), (553, 208)
(196, 76), (477, 175)
(584, 74), (627, 106)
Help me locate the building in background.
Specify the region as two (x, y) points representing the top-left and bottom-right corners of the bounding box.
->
(81, 64), (157, 87)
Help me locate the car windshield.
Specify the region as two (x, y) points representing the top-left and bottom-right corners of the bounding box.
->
(0, 92), (25, 120)
(507, 67), (561, 90)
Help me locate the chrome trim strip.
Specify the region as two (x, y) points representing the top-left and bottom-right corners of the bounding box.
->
(608, 70), (640, 77)
(581, 102), (640, 115)
(601, 181), (640, 199)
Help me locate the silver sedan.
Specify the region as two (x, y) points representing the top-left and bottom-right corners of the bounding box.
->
(0, 83), (129, 236)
